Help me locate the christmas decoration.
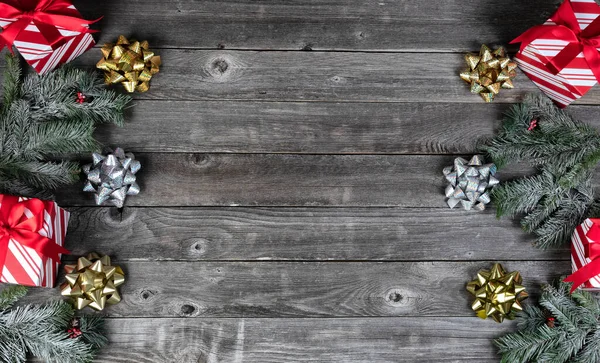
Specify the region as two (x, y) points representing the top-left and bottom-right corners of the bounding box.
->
(466, 263), (528, 323)
(459, 44), (517, 102)
(481, 93), (600, 249)
(527, 119), (538, 131)
(563, 218), (600, 292)
(0, 0), (99, 74)
(442, 155), (499, 211)
(0, 285), (107, 363)
(83, 148), (141, 208)
(0, 194), (69, 287)
(495, 280), (600, 363)
(97, 35), (161, 93)
(511, 0), (600, 107)
(76, 91), (86, 104)
(0, 54), (131, 199)
(67, 318), (83, 339)
(60, 253), (125, 311)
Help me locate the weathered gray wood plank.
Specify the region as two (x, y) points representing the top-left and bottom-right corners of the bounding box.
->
(66, 207), (564, 261)
(55, 153), (537, 207)
(71, 49), (600, 105)
(84, 0), (559, 52)
(77, 50), (561, 104)
(20, 261), (568, 318)
(89, 317), (511, 362)
(98, 101), (600, 154)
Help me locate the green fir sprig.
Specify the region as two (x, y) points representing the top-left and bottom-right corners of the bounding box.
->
(495, 281), (600, 363)
(0, 54), (131, 198)
(0, 285), (107, 363)
(481, 94), (600, 249)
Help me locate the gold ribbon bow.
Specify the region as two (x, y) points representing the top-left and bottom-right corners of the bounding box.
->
(460, 45), (517, 102)
(466, 263), (528, 323)
(96, 35), (161, 93)
(60, 253), (125, 311)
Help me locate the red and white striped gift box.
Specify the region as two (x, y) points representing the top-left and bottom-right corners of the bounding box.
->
(0, 195), (69, 288)
(0, 3), (95, 74)
(570, 218), (600, 291)
(514, 0), (600, 107)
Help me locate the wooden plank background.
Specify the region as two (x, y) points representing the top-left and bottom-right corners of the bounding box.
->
(10, 0), (591, 361)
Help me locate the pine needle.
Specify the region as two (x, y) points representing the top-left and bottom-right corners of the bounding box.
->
(0, 285), (107, 363)
(481, 94), (600, 248)
(0, 54), (131, 197)
(495, 281), (600, 363)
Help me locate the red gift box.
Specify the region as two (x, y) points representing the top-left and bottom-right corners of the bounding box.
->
(0, 0), (98, 74)
(565, 218), (600, 292)
(512, 0), (600, 107)
(0, 195), (70, 288)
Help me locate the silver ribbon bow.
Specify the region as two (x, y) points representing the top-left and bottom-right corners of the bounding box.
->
(83, 148), (141, 208)
(443, 155), (498, 211)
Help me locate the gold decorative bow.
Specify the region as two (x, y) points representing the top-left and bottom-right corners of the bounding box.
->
(460, 45), (517, 102)
(60, 253), (125, 311)
(466, 263), (528, 323)
(96, 35), (161, 93)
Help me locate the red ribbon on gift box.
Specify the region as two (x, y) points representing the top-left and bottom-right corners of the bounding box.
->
(564, 218), (600, 292)
(511, 0), (600, 83)
(0, 195), (69, 273)
(0, 0), (99, 53)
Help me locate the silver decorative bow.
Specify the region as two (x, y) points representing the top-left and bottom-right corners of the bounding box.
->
(443, 155), (498, 211)
(83, 148), (141, 208)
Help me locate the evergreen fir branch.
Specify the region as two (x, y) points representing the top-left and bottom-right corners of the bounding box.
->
(573, 329), (600, 363)
(496, 325), (563, 363)
(482, 94), (600, 248)
(4, 302), (95, 363)
(25, 120), (98, 159)
(0, 158), (80, 192)
(79, 315), (108, 350)
(491, 171), (551, 219)
(0, 54), (131, 197)
(0, 285), (27, 310)
(21, 66), (130, 126)
(1, 54), (21, 119)
(533, 188), (594, 249)
(0, 288), (107, 363)
(570, 285), (600, 317)
(482, 94), (600, 175)
(496, 281), (600, 363)
(516, 305), (547, 333)
(3, 100), (33, 159)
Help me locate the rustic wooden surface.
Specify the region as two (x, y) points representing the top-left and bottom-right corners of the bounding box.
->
(11, 0), (590, 361)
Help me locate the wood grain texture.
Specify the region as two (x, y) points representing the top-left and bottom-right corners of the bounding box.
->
(88, 317), (511, 362)
(77, 49), (567, 104)
(55, 153), (539, 207)
(82, 0), (561, 52)
(65, 207), (565, 261)
(97, 101), (600, 154)
(70, 49), (600, 105)
(21, 261), (568, 318)
(11, 0), (588, 361)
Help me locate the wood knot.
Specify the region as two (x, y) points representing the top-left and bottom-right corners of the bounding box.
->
(384, 288), (408, 307)
(389, 292), (403, 303)
(202, 55), (240, 83)
(180, 303), (199, 317)
(212, 59), (229, 74)
(188, 153), (211, 167)
(357, 31), (366, 40)
(188, 238), (207, 255)
(139, 289), (157, 302)
(105, 207), (124, 224)
(302, 44), (313, 51)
